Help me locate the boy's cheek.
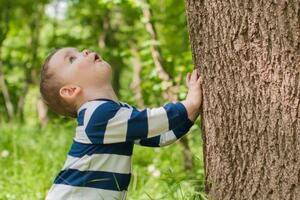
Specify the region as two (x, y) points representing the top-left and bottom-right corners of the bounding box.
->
(76, 61), (91, 69)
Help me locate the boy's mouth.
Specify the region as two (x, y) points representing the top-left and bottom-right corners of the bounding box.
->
(94, 53), (102, 62)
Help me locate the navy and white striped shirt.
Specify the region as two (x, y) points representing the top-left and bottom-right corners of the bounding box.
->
(46, 98), (194, 200)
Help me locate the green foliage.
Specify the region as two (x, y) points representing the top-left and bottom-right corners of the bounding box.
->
(0, 0), (195, 118)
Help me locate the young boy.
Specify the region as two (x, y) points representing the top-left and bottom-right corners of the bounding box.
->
(40, 47), (202, 200)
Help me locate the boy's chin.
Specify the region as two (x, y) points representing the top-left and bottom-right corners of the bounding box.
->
(97, 60), (111, 68)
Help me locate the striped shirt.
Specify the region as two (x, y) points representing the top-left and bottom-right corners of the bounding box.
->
(45, 98), (194, 200)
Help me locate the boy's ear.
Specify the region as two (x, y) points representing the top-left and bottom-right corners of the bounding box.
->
(59, 85), (81, 102)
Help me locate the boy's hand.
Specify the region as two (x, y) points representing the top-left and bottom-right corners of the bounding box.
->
(185, 68), (203, 109)
(181, 68), (203, 122)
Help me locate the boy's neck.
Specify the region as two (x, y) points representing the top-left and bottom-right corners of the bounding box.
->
(76, 84), (119, 111)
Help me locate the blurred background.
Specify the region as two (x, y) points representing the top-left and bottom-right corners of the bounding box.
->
(0, 0), (206, 199)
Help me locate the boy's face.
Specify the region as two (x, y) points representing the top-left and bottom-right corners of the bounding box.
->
(48, 47), (112, 91)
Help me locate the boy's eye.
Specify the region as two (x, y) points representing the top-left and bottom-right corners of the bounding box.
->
(69, 56), (76, 63)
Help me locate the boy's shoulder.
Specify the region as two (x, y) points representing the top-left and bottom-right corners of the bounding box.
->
(77, 99), (137, 119)
(74, 99), (137, 144)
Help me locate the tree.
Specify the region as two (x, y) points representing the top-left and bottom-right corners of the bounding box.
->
(185, 1), (300, 199)
(0, 0), (14, 120)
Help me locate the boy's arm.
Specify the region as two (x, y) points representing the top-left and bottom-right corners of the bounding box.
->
(132, 69), (202, 147)
(134, 117), (194, 147)
(82, 100), (196, 144)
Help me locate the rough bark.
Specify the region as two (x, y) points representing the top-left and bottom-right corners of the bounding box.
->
(185, 0), (300, 199)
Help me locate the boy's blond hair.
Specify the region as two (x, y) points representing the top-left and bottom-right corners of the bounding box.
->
(39, 49), (77, 118)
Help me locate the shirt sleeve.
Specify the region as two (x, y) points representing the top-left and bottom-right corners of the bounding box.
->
(84, 100), (190, 144)
(134, 117), (194, 147)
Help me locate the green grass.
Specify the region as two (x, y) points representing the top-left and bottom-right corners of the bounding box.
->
(0, 121), (207, 200)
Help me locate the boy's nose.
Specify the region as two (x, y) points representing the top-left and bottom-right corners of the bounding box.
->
(82, 49), (91, 56)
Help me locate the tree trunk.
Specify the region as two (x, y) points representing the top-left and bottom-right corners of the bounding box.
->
(185, 1), (300, 200)
(17, 3), (43, 121)
(0, 0), (14, 120)
(97, 10), (124, 96)
(36, 96), (48, 128)
(141, 1), (175, 101)
(129, 41), (145, 108)
(0, 61), (14, 119)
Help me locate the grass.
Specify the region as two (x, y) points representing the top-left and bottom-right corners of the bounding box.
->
(0, 120), (207, 200)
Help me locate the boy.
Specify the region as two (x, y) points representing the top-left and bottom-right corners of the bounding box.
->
(40, 47), (202, 200)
